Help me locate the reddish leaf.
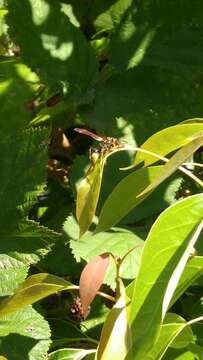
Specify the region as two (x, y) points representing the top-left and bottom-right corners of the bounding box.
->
(79, 254), (110, 319)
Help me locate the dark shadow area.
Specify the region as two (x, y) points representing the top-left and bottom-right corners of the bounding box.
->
(6, 0), (98, 93)
(79, 1), (203, 142)
(0, 333), (38, 360)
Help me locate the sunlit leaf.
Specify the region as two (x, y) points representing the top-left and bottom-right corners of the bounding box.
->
(170, 256), (203, 308)
(49, 348), (96, 360)
(0, 273), (76, 316)
(145, 313), (193, 360)
(138, 132), (203, 198)
(96, 166), (163, 233)
(127, 194), (203, 359)
(134, 122), (203, 167)
(76, 155), (106, 237)
(96, 279), (131, 360)
(0, 306), (51, 360)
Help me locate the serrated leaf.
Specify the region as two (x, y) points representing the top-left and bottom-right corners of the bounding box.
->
(128, 194), (203, 359)
(138, 133), (203, 198)
(96, 279), (131, 360)
(0, 255), (28, 296)
(69, 227), (143, 289)
(110, 2), (203, 76)
(0, 59), (39, 132)
(49, 348), (96, 360)
(96, 166), (163, 233)
(0, 305), (51, 360)
(134, 122), (203, 167)
(79, 254), (110, 319)
(0, 220), (61, 266)
(7, 0), (98, 99)
(0, 273), (75, 316)
(0, 127), (49, 229)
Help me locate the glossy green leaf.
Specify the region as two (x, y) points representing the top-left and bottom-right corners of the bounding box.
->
(0, 255), (28, 296)
(0, 273), (76, 316)
(0, 305), (51, 360)
(68, 223), (143, 289)
(134, 122), (203, 167)
(49, 348), (96, 360)
(145, 313), (193, 360)
(96, 166), (163, 233)
(138, 133), (203, 198)
(76, 156), (106, 237)
(96, 279), (131, 360)
(170, 256), (203, 308)
(127, 194), (203, 359)
(163, 343), (203, 360)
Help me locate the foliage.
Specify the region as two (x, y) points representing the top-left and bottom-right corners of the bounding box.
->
(0, 1), (203, 359)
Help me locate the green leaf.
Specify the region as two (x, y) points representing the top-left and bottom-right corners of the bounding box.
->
(0, 59), (39, 132)
(163, 343), (203, 360)
(170, 256), (203, 308)
(138, 132), (203, 198)
(96, 279), (131, 360)
(145, 313), (193, 360)
(128, 194), (203, 359)
(49, 348), (96, 360)
(0, 273), (75, 316)
(96, 166), (163, 233)
(0, 306), (51, 360)
(0, 127), (49, 229)
(76, 156), (106, 237)
(0, 255), (28, 296)
(6, 0), (98, 96)
(109, 2), (203, 76)
(67, 223), (143, 289)
(0, 220), (61, 266)
(134, 122), (203, 167)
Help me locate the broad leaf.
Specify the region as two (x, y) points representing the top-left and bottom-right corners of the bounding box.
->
(67, 223), (143, 289)
(0, 273), (76, 316)
(0, 255), (28, 296)
(0, 59), (39, 132)
(170, 256), (203, 308)
(134, 122), (203, 167)
(163, 343), (203, 360)
(79, 254), (110, 319)
(138, 133), (203, 198)
(49, 348), (96, 360)
(0, 127), (49, 229)
(7, 0), (98, 97)
(0, 220), (61, 266)
(76, 156), (105, 237)
(0, 306), (51, 360)
(96, 166), (163, 233)
(96, 279), (131, 360)
(145, 313), (193, 360)
(128, 194), (203, 359)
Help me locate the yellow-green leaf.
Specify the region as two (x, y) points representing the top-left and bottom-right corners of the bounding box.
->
(96, 279), (131, 360)
(137, 132), (203, 198)
(134, 122), (203, 167)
